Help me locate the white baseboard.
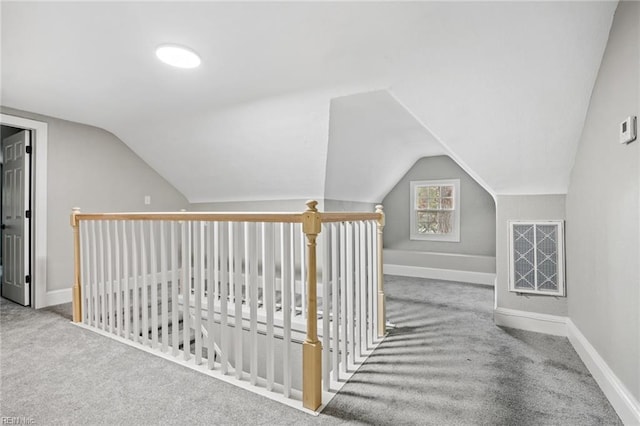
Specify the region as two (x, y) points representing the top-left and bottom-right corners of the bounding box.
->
(384, 264), (495, 286)
(42, 288), (71, 307)
(493, 308), (640, 424)
(493, 307), (567, 336)
(567, 319), (640, 425)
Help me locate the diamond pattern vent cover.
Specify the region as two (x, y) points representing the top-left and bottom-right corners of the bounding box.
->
(510, 221), (564, 296)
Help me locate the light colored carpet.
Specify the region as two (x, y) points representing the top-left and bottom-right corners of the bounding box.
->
(0, 275), (621, 425)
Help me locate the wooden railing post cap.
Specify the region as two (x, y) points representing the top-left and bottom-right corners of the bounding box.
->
(71, 207), (81, 227)
(375, 204), (385, 226)
(303, 200), (321, 235)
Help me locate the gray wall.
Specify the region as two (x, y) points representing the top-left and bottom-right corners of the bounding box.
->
(190, 199), (321, 212)
(1, 107), (189, 294)
(495, 194), (567, 316)
(191, 199), (377, 213)
(382, 155), (496, 256)
(566, 0), (639, 401)
(324, 199), (376, 213)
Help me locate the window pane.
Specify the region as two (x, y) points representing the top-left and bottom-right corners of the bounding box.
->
(441, 186), (453, 197)
(437, 211), (453, 233)
(441, 197), (454, 209)
(417, 211), (435, 234)
(427, 198), (440, 209)
(416, 212), (428, 234)
(427, 186), (440, 198)
(416, 211), (452, 234)
(416, 187), (429, 209)
(417, 187), (429, 199)
(416, 186), (429, 210)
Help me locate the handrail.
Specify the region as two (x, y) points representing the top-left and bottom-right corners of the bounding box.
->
(71, 211), (305, 224)
(70, 200), (385, 412)
(318, 212), (381, 222)
(70, 210), (382, 225)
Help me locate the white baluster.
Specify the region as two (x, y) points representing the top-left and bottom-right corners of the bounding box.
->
(248, 222), (258, 385)
(132, 221), (140, 343)
(263, 222), (275, 390)
(289, 224), (295, 320)
(331, 222), (340, 382)
(81, 222), (91, 325)
(150, 221), (159, 349)
(114, 220), (121, 337)
(141, 221), (149, 345)
(160, 221), (169, 352)
(371, 219), (379, 343)
(106, 221), (114, 334)
(299, 225), (306, 320)
(322, 223), (331, 391)
(182, 220), (191, 361)
(122, 221), (130, 340)
(194, 221), (204, 365)
(340, 222), (347, 374)
(220, 223), (229, 374)
(207, 221), (217, 370)
(359, 221), (367, 357)
(234, 222), (243, 380)
(171, 222), (179, 356)
(346, 221), (355, 371)
(213, 222), (220, 314)
(367, 221), (375, 349)
(281, 222), (291, 397)
(354, 222), (361, 360)
(91, 221), (99, 329)
(98, 221), (107, 331)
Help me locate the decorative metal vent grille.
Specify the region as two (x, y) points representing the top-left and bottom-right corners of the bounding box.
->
(509, 221), (565, 296)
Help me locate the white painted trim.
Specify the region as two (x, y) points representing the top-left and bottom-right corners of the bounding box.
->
(484, 307), (639, 423)
(493, 307), (567, 336)
(0, 114), (48, 308)
(44, 288), (71, 306)
(384, 249), (496, 261)
(567, 319), (640, 425)
(384, 263), (495, 286)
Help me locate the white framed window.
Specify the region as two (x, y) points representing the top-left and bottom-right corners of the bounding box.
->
(410, 179), (460, 242)
(509, 221), (565, 296)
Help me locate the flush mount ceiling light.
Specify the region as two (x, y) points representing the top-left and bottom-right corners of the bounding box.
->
(155, 44), (201, 69)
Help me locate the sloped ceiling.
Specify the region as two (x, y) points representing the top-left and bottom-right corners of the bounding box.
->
(0, 1), (617, 202)
(325, 90), (447, 203)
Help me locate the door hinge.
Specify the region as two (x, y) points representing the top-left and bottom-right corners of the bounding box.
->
(25, 275), (31, 284)
(26, 145), (32, 154)
(25, 210), (31, 219)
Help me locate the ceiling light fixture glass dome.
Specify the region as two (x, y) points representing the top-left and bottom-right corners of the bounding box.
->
(155, 44), (201, 69)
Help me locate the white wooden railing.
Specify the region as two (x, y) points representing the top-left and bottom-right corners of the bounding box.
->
(71, 201), (385, 412)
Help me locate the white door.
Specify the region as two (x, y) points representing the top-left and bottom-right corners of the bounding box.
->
(1, 130), (31, 306)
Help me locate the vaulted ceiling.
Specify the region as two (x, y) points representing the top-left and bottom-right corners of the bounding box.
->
(1, 1), (617, 202)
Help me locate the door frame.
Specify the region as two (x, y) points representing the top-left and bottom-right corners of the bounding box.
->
(1, 113), (48, 308)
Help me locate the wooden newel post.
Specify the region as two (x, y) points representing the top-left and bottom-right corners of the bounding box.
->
(71, 207), (82, 323)
(376, 205), (386, 337)
(302, 200), (322, 411)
